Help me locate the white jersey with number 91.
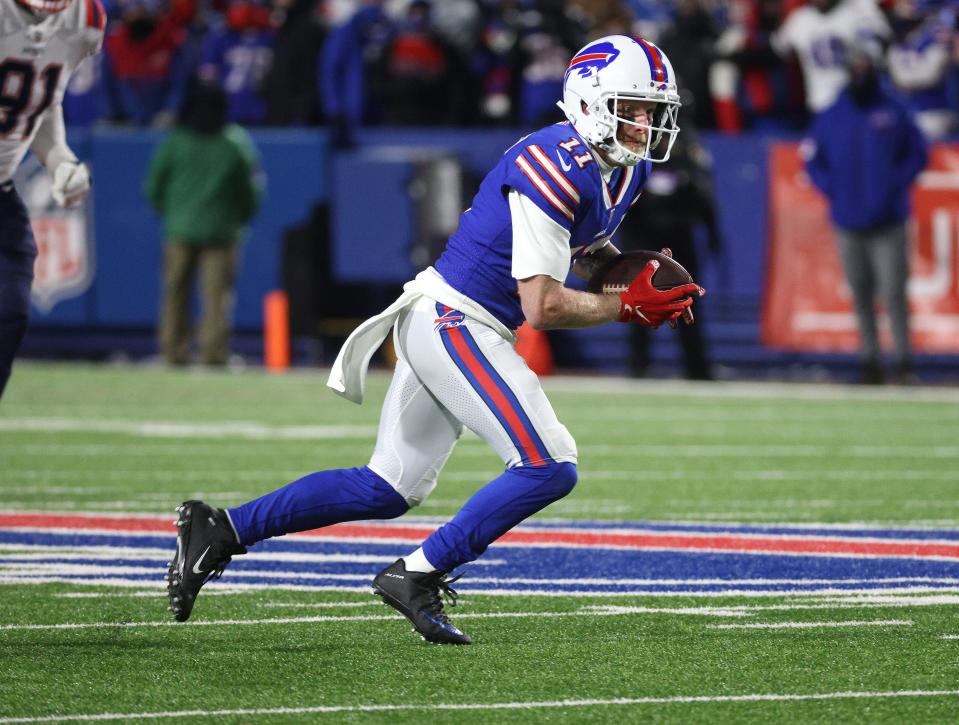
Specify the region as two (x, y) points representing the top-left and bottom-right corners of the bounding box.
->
(0, 0), (104, 183)
(772, 0), (890, 113)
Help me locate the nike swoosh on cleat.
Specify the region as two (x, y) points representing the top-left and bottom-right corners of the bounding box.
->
(192, 545), (212, 575)
(420, 612), (463, 635)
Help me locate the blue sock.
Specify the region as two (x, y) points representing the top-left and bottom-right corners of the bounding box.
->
(228, 466), (409, 546)
(422, 462), (577, 573)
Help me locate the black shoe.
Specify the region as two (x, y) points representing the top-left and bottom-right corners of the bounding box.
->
(372, 559), (472, 645)
(891, 360), (919, 386)
(167, 500), (246, 622)
(859, 359), (885, 385)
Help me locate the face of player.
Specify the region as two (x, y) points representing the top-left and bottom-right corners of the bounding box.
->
(614, 99), (659, 154)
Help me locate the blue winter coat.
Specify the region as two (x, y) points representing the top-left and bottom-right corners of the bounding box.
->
(805, 82), (928, 231)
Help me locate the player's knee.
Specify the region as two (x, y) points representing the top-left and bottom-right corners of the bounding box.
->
(363, 462), (435, 510)
(513, 461), (577, 502)
(547, 461), (578, 499)
(357, 465), (410, 519)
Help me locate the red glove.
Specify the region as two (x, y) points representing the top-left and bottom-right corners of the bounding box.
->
(618, 260), (704, 327)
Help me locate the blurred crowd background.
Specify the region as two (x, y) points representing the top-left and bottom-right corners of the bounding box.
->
(24, 0), (959, 384)
(66, 0), (959, 142)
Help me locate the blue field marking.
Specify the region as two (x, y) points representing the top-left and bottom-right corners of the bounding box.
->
(2, 519), (959, 596)
(517, 520), (959, 541)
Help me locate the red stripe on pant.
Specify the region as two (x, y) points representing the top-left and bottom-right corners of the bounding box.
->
(446, 326), (546, 466)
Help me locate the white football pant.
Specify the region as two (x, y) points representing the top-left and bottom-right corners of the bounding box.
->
(368, 297), (578, 506)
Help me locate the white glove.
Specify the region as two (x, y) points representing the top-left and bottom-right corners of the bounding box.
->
(51, 160), (92, 208)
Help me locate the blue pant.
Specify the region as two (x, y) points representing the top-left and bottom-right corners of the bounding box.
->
(228, 461), (577, 573)
(0, 184), (36, 400)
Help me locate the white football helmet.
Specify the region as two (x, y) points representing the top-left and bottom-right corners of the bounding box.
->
(17, 0), (73, 12)
(558, 35), (681, 166)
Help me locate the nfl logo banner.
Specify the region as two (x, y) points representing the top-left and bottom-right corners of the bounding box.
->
(762, 142), (959, 353)
(15, 157), (94, 315)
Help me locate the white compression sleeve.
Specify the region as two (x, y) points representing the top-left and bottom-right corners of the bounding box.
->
(29, 104), (77, 174)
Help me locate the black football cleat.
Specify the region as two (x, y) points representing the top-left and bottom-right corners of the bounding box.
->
(166, 500), (246, 622)
(372, 559), (472, 645)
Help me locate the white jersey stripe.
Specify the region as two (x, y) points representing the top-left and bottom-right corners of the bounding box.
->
(515, 155), (574, 221)
(599, 174), (613, 209)
(527, 145), (580, 204)
(613, 166), (634, 206)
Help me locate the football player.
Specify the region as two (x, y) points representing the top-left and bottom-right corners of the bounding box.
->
(772, 0), (890, 114)
(0, 0), (105, 399)
(167, 35), (705, 644)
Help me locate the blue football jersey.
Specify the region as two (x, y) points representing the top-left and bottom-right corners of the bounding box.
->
(434, 122), (651, 329)
(198, 29), (275, 125)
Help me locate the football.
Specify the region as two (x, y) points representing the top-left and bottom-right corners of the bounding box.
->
(586, 249), (695, 294)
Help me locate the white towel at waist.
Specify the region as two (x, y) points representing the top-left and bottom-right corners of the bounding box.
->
(326, 267), (516, 404)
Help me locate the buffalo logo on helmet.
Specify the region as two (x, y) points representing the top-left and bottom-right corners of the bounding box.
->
(565, 41), (620, 80)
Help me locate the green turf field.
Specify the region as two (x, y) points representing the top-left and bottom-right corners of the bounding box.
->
(1, 362), (958, 724)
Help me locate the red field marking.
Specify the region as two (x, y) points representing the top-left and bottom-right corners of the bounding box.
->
(2, 513), (958, 560)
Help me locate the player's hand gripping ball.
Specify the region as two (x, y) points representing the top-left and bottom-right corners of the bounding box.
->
(588, 248), (705, 327)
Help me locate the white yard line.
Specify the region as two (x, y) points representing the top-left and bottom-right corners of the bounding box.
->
(0, 564), (512, 579)
(707, 620), (913, 630)
(3, 577), (958, 598)
(583, 595), (959, 614)
(0, 418), (377, 440)
(580, 444), (959, 458)
(53, 589), (242, 599)
(258, 600), (385, 609)
(1, 689), (958, 723)
(4, 435), (959, 459)
(542, 374), (959, 403)
(941, 635), (959, 640)
(4, 563), (957, 589)
(0, 608), (723, 631)
(0, 607), (925, 632)
(0, 547), (504, 567)
(807, 593), (959, 605)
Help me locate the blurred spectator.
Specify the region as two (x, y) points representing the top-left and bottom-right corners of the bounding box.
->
(772, 0), (891, 116)
(103, 0), (193, 126)
(380, 1), (474, 125)
(621, 0), (677, 39)
(145, 82), (263, 366)
(569, 0), (635, 38)
(262, 0), (327, 126)
(63, 55), (111, 128)
(617, 128), (723, 380)
(472, 0), (524, 124)
(511, 0), (585, 125)
(886, 0), (958, 140)
(711, 0), (806, 132)
(430, 0), (483, 51)
(197, 0), (277, 125)
(803, 43), (927, 384)
(659, 0), (721, 130)
(320, 0), (395, 146)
